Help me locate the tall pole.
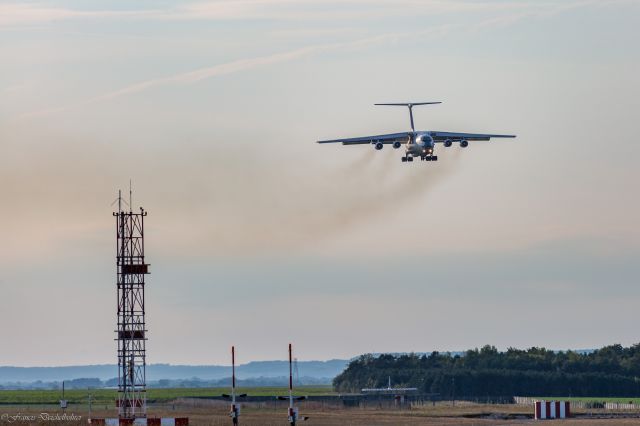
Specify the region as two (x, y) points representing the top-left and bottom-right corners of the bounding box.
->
(289, 344), (293, 410)
(288, 343), (297, 426)
(229, 346), (240, 425)
(232, 346), (236, 405)
(282, 344), (306, 425)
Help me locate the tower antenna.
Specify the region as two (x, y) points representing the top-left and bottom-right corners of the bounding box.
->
(110, 190), (129, 213)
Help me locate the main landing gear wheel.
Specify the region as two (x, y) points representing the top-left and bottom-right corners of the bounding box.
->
(432, 155), (438, 161)
(408, 156), (413, 162)
(401, 157), (407, 162)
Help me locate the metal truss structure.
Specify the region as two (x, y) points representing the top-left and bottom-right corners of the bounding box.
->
(114, 199), (149, 419)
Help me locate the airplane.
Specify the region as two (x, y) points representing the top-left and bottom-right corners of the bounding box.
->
(361, 376), (418, 393)
(317, 102), (516, 162)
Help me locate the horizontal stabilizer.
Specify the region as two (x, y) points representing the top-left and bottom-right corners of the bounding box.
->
(375, 102), (441, 106)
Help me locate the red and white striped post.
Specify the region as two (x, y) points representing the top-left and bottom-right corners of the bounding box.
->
(535, 400), (570, 419)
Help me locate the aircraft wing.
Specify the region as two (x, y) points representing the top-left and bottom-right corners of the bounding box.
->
(317, 132), (410, 145)
(431, 131), (516, 142)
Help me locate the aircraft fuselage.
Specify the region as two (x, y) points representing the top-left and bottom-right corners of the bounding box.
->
(405, 132), (434, 157)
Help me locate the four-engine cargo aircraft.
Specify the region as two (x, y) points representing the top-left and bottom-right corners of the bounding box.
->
(317, 102), (516, 162)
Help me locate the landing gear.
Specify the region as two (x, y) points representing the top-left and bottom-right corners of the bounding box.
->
(408, 156), (413, 162)
(432, 155), (438, 161)
(401, 157), (407, 162)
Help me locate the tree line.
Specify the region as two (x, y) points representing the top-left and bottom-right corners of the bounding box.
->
(333, 344), (640, 397)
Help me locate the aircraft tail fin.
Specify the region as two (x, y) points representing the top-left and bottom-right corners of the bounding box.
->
(374, 102), (442, 131)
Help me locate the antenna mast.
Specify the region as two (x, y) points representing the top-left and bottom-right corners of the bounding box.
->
(113, 188), (149, 420)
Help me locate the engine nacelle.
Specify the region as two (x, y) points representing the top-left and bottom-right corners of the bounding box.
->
(392, 141), (402, 149)
(374, 142), (384, 150)
(443, 139), (453, 147)
(460, 140), (469, 148)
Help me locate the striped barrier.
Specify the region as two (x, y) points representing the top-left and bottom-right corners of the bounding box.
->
(89, 418), (188, 425)
(535, 401), (570, 419)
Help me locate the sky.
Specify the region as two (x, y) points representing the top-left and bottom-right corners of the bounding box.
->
(0, 0), (639, 366)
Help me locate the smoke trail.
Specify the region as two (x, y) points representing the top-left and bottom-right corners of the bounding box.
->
(337, 149), (375, 177)
(195, 144), (462, 253)
(0, 120), (462, 258)
(295, 151), (461, 244)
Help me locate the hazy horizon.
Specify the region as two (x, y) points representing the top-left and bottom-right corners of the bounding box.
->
(1, 0), (638, 366)
(0, 345), (603, 368)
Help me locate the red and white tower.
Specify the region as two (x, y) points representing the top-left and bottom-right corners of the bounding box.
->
(114, 192), (149, 419)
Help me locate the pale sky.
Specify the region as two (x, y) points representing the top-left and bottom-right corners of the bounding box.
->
(0, 0), (639, 366)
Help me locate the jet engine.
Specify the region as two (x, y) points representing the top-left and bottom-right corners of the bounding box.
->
(443, 139), (453, 147)
(460, 140), (469, 148)
(374, 142), (384, 150)
(392, 141), (402, 149)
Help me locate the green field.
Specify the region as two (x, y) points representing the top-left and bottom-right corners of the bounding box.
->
(5, 389), (639, 406)
(0, 386), (336, 405)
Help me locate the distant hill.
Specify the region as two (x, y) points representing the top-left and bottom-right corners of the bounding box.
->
(0, 349), (597, 389)
(0, 359), (349, 385)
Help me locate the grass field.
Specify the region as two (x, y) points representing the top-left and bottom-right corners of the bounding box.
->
(4, 388), (640, 406)
(0, 386), (336, 405)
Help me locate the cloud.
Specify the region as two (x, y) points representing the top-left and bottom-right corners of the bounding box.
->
(13, 24), (455, 121)
(0, 4), (142, 27)
(2, 0), (624, 31)
(10, 0), (612, 122)
(0, 0), (575, 28)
